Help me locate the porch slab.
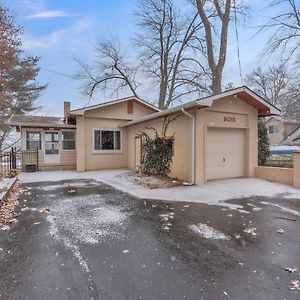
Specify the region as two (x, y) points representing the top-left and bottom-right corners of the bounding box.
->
(18, 170), (300, 207)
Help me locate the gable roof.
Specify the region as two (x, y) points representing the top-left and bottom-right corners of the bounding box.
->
(7, 115), (76, 128)
(69, 96), (160, 116)
(283, 127), (300, 145)
(120, 86), (281, 128)
(265, 116), (300, 125)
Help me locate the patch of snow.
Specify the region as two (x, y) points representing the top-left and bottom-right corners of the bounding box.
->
(44, 193), (130, 275)
(247, 203), (262, 212)
(244, 227), (257, 236)
(38, 181), (97, 192)
(47, 194), (129, 245)
(289, 278), (300, 290)
(189, 223), (230, 240)
(261, 202), (300, 217)
(0, 225), (10, 231)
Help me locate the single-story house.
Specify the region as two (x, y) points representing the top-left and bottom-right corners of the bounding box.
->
(7, 86), (279, 185)
(265, 116), (300, 146)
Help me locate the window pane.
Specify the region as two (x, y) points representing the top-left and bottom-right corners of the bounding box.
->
(94, 130), (101, 150)
(45, 142), (59, 155)
(27, 141), (41, 150)
(269, 125), (275, 134)
(62, 131), (75, 150)
(45, 133), (52, 142)
(26, 131), (41, 150)
(93, 130), (121, 151)
(63, 141), (75, 150)
(115, 131), (121, 150)
(101, 131), (114, 150)
(63, 131), (75, 141)
(53, 133), (59, 142)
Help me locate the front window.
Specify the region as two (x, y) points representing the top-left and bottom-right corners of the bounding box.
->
(26, 131), (41, 150)
(94, 129), (121, 151)
(269, 125), (277, 134)
(62, 131), (75, 150)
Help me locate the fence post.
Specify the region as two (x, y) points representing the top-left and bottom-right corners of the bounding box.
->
(12, 147), (16, 169)
(293, 151), (300, 188)
(36, 147), (39, 171)
(9, 148), (13, 170)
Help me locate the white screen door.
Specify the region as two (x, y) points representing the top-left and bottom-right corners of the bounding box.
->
(44, 131), (60, 164)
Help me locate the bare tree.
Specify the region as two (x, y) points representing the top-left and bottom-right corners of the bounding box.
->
(260, 0), (300, 63)
(246, 65), (290, 107)
(194, 0), (246, 94)
(282, 86), (300, 120)
(195, 0), (231, 94)
(76, 0), (210, 109)
(135, 0), (209, 109)
(246, 64), (300, 119)
(75, 38), (139, 99)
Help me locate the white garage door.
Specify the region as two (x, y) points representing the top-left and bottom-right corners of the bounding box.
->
(205, 128), (245, 180)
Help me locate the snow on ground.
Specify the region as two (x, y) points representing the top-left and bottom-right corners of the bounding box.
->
(47, 194), (129, 245)
(260, 201), (300, 217)
(38, 181), (99, 192)
(19, 169), (300, 210)
(43, 192), (130, 275)
(189, 223), (230, 240)
(118, 172), (182, 189)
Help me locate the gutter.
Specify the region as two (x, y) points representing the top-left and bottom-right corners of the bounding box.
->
(181, 108), (195, 185)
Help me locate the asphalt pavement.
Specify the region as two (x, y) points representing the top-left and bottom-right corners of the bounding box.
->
(0, 179), (300, 300)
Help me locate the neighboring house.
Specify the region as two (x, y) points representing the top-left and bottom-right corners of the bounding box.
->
(265, 116), (300, 146)
(7, 86), (279, 185)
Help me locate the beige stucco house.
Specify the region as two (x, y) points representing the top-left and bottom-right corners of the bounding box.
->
(265, 116), (300, 146)
(7, 86), (279, 185)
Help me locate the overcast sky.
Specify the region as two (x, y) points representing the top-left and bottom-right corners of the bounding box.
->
(2, 0), (283, 116)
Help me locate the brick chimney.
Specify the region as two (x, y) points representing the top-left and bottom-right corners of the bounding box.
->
(64, 101), (71, 123)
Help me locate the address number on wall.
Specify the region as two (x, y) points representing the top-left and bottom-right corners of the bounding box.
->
(224, 116), (236, 122)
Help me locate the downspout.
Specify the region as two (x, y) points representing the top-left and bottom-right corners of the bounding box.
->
(181, 108), (195, 185)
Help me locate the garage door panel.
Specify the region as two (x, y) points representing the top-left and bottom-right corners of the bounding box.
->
(206, 128), (245, 180)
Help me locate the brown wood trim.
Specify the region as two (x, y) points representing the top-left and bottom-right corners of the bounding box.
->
(127, 100), (134, 114)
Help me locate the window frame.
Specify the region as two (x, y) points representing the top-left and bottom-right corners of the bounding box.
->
(62, 130), (76, 151)
(269, 125), (277, 134)
(92, 128), (122, 153)
(26, 130), (42, 150)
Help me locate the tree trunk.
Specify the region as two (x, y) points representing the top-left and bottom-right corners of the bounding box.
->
(158, 79), (168, 109)
(211, 73), (222, 95)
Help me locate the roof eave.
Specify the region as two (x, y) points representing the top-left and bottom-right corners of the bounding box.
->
(6, 122), (76, 129)
(197, 86), (280, 117)
(69, 96), (160, 116)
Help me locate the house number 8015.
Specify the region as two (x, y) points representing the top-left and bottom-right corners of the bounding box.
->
(224, 116), (236, 122)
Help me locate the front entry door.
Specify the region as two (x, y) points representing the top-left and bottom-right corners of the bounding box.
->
(44, 131), (60, 164)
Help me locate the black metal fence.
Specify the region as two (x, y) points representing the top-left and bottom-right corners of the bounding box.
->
(0, 147), (17, 177)
(0, 147), (39, 177)
(19, 149), (39, 172)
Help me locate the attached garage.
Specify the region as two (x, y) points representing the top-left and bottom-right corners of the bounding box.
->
(121, 86), (280, 185)
(205, 128), (245, 180)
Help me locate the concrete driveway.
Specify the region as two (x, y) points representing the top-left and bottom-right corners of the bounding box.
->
(1, 177), (300, 299)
